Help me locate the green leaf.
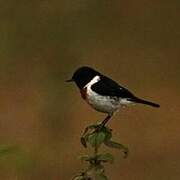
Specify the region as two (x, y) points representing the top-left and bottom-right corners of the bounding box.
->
(72, 175), (84, 180)
(104, 140), (129, 158)
(96, 132), (106, 146)
(86, 124), (99, 129)
(104, 131), (112, 141)
(88, 131), (106, 147)
(80, 155), (91, 161)
(95, 174), (108, 180)
(96, 153), (114, 163)
(81, 137), (87, 148)
(88, 133), (97, 147)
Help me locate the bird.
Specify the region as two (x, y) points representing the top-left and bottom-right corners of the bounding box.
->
(66, 66), (160, 127)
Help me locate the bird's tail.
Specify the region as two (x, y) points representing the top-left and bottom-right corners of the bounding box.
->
(131, 97), (160, 108)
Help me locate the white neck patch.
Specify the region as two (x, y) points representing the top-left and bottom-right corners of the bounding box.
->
(84, 75), (100, 88)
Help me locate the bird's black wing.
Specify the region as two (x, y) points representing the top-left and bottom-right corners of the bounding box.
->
(91, 76), (135, 99)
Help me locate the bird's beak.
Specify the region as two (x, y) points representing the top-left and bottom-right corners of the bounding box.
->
(66, 79), (74, 82)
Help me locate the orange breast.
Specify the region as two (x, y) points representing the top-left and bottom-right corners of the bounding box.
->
(80, 87), (87, 100)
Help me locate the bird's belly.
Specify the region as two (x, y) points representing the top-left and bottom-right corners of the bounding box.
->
(86, 89), (120, 114)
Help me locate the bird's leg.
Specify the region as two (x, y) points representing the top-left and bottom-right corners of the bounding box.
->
(101, 115), (112, 127)
(94, 115), (112, 132)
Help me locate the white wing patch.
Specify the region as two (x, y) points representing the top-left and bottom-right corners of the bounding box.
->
(84, 75), (100, 88)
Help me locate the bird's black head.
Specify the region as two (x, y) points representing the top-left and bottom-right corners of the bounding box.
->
(66, 66), (100, 89)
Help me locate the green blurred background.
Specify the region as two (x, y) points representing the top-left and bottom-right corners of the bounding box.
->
(0, 0), (180, 179)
